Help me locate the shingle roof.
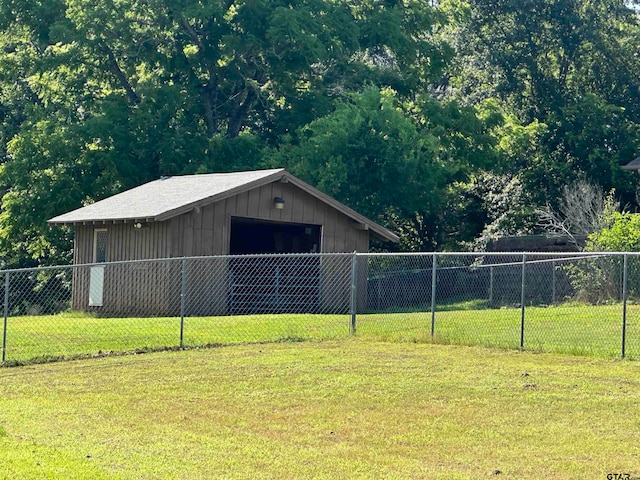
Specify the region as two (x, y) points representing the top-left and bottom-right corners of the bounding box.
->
(48, 168), (399, 242)
(49, 169), (285, 224)
(621, 156), (640, 170)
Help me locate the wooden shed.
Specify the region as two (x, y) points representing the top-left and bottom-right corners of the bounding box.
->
(49, 168), (398, 315)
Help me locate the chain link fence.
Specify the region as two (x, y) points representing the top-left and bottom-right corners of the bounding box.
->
(1, 252), (638, 365)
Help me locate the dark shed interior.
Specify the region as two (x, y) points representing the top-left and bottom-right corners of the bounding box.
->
(229, 217), (322, 255)
(228, 217), (323, 312)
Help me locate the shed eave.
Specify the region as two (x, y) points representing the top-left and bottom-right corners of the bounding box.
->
(48, 217), (158, 226)
(153, 170), (287, 222)
(281, 173), (400, 243)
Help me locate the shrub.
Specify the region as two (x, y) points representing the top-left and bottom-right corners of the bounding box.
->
(566, 212), (640, 303)
(585, 212), (640, 252)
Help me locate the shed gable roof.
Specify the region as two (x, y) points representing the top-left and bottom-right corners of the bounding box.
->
(621, 156), (640, 170)
(49, 169), (399, 242)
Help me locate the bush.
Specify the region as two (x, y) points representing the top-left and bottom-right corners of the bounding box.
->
(566, 212), (640, 303)
(586, 212), (640, 251)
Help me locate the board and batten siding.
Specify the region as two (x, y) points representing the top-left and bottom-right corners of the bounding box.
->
(72, 222), (177, 314)
(170, 181), (369, 257)
(166, 182), (368, 314)
(70, 181), (371, 314)
(74, 222), (172, 264)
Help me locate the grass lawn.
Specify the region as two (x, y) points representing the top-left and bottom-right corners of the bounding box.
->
(2, 302), (639, 364)
(0, 340), (638, 479)
(366, 303), (640, 359)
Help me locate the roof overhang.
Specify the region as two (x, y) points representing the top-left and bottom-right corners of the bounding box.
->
(48, 169), (400, 243)
(621, 156), (640, 170)
(279, 172), (399, 243)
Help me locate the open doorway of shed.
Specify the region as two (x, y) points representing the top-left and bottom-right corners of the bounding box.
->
(230, 217), (321, 255)
(228, 217), (322, 313)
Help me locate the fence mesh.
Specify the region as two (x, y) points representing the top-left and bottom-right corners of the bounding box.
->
(1, 252), (638, 365)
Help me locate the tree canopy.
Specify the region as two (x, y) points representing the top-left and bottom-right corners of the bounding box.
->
(0, 0), (639, 264)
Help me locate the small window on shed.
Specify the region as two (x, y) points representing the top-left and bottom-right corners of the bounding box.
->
(93, 229), (108, 263)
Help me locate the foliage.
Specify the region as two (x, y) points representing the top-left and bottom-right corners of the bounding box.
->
(565, 211), (640, 303)
(1, 0), (640, 264)
(269, 87), (499, 250)
(454, 172), (537, 250)
(536, 179), (620, 247)
(443, 104), (551, 249)
(270, 87), (449, 250)
(586, 211), (640, 252)
(446, 0), (640, 229)
(563, 256), (624, 304)
(452, 0), (640, 121)
(0, 0), (452, 265)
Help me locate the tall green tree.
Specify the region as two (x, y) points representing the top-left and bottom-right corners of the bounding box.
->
(451, 0), (640, 120)
(0, 0), (452, 264)
(442, 0), (640, 242)
(269, 87), (499, 250)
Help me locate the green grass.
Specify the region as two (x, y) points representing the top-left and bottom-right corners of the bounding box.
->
(0, 340), (639, 479)
(2, 302), (639, 365)
(0, 312), (352, 365)
(358, 303), (639, 358)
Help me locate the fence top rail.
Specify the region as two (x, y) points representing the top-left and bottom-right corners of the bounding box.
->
(0, 250), (635, 275)
(0, 252), (358, 275)
(365, 251), (636, 258)
(433, 254), (608, 271)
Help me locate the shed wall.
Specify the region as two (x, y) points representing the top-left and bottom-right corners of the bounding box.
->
(74, 222), (172, 264)
(70, 181), (370, 314)
(170, 182), (369, 257)
(72, 222), (175, 313)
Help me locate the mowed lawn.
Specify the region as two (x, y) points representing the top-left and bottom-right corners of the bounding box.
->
(0, 340), (639, 479)
(2, 302), (640, 364)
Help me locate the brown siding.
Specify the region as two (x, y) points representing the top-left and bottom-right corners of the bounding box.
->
(71, 180), (372, 315)
(71, 222), (175, 313)
(214, 201), (227, 255)
(247, 187), (261, 217)
(71, 225), (93, 310)
(73, 222), (172, 264)
(172, 182), (369, 257)
(163, 181), (372, 315)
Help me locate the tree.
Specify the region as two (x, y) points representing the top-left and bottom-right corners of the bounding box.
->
(586, 211), (640, 251)
(450, 0), (640, 119)
(59, 0), (452, 141)
(0, 0), (453, 265)
(566, 210), (640, 303)
(444, 0), (640, 216)
(268, 87), (499, 250)
(536, 178), (619, 247)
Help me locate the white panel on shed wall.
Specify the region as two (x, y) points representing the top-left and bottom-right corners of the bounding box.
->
(89, 265), (105, 307)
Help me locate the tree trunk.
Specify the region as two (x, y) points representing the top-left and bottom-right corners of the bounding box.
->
(226, 88), (257, 138)
(100, 43), (140, 105)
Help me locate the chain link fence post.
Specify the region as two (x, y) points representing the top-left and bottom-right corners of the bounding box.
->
(520, 254), (527, 350)
(349, 252), (358, 335)
(431, 252), (437, 337)
(622, 253), (628, 359)
(551, 259), (556, 305)
(2, 271), (8, 363)
(180, 258), (187, 348)
(488, 265), (494, 306)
